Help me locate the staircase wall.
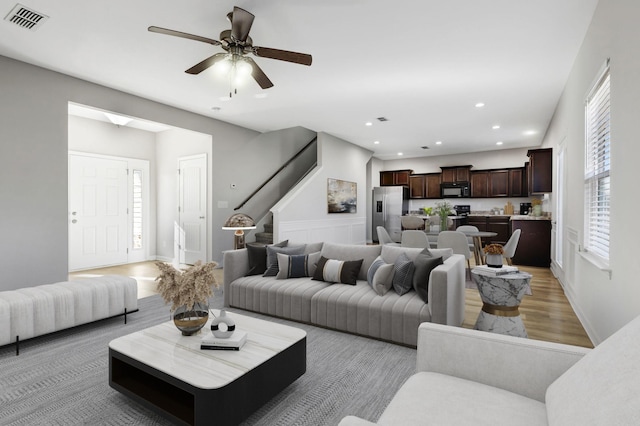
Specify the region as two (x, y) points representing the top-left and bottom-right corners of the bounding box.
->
(272, 132), (373, 245)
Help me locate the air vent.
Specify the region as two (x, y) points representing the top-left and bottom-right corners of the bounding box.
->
(377, 117), (389, 122)
(4, 4), (48, 31)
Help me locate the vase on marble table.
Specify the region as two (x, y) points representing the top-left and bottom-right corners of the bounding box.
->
(485, 254), (503, 268)
(173, 301), (209, 336)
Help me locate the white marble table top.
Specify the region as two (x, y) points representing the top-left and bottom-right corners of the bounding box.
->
(109, 310), (306, 390)
(471, 269), (533, 305)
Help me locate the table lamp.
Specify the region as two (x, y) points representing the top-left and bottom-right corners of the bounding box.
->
(222, 213), (256, 249)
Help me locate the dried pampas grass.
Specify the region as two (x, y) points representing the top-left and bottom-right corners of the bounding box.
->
(155, 260), (219, 311)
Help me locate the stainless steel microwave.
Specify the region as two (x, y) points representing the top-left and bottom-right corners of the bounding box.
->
(441, 182), (470, 198)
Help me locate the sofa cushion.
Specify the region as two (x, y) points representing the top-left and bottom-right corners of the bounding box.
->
(412, 255), (443, 303)
(546, 315), (640, 425)
(263, 244), (306, 277)
(313, 257), (363, 285)
(320, 242), (381, 281)
(246, 240), (287, 276)
(367, 256), (395, 296)
(376, 372), (546, 426)
(276, 252), (321, 279)
(310, 281), (431, 347)
(392, 253), (415, 296)
(229, 275), (329, 323)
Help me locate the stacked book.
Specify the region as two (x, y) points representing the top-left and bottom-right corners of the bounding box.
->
(201, 330), (247, 351)
(474, 265), (519, 275)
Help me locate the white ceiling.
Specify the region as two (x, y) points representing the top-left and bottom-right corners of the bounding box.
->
(0, 0), (599, 160)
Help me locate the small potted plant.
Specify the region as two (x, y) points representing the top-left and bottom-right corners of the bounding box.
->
(155, 260), (220, 335)
(483, 244), (504, 268)
(531, 198), (543, 216)
(434, 201), (453, 231)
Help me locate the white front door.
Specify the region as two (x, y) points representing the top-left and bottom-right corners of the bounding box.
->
(69, 154), (128, 270)
(178, 154), (207, 265)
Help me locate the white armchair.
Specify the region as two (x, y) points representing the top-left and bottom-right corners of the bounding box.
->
(340, 316), (640, 425)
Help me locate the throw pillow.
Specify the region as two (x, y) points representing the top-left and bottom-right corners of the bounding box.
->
(312, 256), (363, 285)
(412, 255), (443, 303)
(367, 256), (394, 295)
(263, 244), (306, 277)
(276, 252), (321, 279)
(392, 252), (415, 296)
(245, 240), (287, 276)
(265, 240), (290, 269)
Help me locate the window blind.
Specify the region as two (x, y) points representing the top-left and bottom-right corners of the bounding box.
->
(584, 68), (610, 260)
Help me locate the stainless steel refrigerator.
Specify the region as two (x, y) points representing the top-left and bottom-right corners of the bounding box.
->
(372, 186), (409, 243)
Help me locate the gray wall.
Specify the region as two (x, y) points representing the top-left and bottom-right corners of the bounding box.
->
(0, 55), (260, 291)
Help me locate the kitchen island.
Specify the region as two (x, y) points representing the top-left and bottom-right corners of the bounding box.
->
(510, 216), (552, 267)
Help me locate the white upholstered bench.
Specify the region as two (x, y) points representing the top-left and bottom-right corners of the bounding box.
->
(0, 275), (138, 355)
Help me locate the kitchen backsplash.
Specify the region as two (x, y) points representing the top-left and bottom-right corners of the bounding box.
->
(409, 196), (547, 215)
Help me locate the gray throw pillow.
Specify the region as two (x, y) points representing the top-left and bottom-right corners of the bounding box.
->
(276, 252), (322, 279)
(412, 255), (443, 303)
(392, 252), (415, 296)
(263, 244), (306, 277)
(245, 240), (288, 276)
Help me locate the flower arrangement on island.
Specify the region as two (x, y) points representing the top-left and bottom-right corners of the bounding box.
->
(155, 260), (219, 311)
(483, 243), (504, 255)
(531, 198), (542, 206)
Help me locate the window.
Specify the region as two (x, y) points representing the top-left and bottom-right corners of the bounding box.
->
(132, 169), (143, 250)
(584, 64), (610, 261)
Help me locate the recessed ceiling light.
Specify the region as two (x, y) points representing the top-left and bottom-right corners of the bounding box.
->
(435, 141), (442, 145)
(365, 122), (373, 126)
(104, 112), (132, 126)
(492, 125), (500, 129)
(475, 102), (485, 108)
(397, 152), (403, 156)
(523, 130), (537, 135)
(374, 140), (380, 145)
(496, 141), (504, 145)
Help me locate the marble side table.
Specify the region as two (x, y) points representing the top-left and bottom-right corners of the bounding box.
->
(471, 268), (532, 338)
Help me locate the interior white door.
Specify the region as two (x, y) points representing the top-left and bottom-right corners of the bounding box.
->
(69, 154), (128, 270)
(178, 154), (207, 265)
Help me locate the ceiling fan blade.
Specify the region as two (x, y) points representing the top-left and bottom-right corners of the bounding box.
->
(253, 47), (312, 66)
(185, 53), (227, 75)
(246, 58), (274, 89)
(230, 7), (255, 42)
(148, 26), (222, 46)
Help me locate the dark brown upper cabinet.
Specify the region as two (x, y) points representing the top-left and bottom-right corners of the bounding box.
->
(470, 171), (489, 198)
(409, 173), (442, 199)
(509, 168), (526, 197)
(527, 148), (553, 194)
(440, 166), (471, 183)
(489, 170), (509, 197)
(380, 170), (412, 186)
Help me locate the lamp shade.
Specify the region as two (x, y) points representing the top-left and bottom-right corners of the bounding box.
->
(222, 213), (256, 230)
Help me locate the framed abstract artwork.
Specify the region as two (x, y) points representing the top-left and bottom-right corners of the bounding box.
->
(327, 178), (357, 213)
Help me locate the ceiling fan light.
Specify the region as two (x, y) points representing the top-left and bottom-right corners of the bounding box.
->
(236, 60), (253, 76)
(213, 58), (232, 75)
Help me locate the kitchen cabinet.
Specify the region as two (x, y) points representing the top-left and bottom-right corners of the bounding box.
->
(441, 166), (471, 183)
(489, 170), (509, 197)
(380, 170), (412, 186)
(511, 219), (551, 266)
(468, 215), (509, 246)
(509, 168), (526, 197)
(410, 173), (441, 199)
(527, 148), (552, 194)
(470, 171), (489, 198)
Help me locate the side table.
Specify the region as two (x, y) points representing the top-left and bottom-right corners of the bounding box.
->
(471, 268), (532, 338)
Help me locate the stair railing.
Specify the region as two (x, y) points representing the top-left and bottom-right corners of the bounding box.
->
(234, 136), (318, 211)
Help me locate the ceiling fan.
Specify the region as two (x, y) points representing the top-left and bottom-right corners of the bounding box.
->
(148, 6), (312, 92)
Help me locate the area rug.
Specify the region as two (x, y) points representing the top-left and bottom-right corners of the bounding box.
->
(0, 293), (415, 425)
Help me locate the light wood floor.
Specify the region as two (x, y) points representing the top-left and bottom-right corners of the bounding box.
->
(70, 260), (593, 348)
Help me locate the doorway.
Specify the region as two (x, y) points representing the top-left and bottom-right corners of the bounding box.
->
(178, 154), (207, 265)
(69, 152), (149, 271)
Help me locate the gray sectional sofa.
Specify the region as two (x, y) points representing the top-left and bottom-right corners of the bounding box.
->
(223, 242), (466, 347)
